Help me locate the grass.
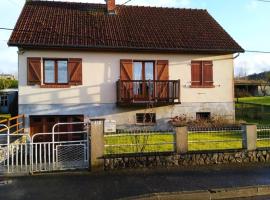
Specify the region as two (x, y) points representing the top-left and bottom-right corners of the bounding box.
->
(104, 130), (270, 155)
(0, 114), (11, 121)
(104, 133), (175, 155)
(235, 97), (270, 125)
(236, 96), (270, 106)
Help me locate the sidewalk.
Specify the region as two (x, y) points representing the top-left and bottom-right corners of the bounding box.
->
(1, 164), (270, 200)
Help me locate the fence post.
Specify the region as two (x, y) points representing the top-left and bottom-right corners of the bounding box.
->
(175, 126), (188, 154)
(90, 119), (104, 172)
(242, 124), (257, 151)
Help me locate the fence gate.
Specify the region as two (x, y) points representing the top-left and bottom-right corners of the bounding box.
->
(31, 122), (89, 173)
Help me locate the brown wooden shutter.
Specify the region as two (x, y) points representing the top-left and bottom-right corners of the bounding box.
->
(27, 57), (41, 85)
(68, 58), (82, 85)
(202, 61), (213, 86)
(191, 61), (202, 87)
(156, 60), (169, 99)
(120, 59), (133, 80)
(120, 59), (133, 99)
(156, 60), (169, 81)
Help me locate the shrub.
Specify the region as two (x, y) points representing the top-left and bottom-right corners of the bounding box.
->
(169, 114), (240, 128)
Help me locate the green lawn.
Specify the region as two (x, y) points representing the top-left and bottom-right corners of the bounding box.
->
(104, 130), (270, 155)
(236, 96), (270, 106)
(104, 133), (175, 155)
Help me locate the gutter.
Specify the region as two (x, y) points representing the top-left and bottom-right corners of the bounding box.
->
(7, 43), (245, 54)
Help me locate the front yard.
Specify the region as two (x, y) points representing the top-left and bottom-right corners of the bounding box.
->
(104, 130), (270, 155)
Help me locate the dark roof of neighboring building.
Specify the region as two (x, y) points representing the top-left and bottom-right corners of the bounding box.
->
(234, 80), (261, 86)
(8, 1), (244, 53)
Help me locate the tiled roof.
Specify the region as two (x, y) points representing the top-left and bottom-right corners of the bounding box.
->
(8, 1), (244, 53)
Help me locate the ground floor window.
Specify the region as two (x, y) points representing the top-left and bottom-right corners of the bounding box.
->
(136, 113), (156, 124)
(196, 112), (211, 120)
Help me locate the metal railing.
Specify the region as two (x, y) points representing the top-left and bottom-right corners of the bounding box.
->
(0, 123), (31, 174)
(104, 130), (176, 155)
(257, 125), (270, 149)
(188, 127), (244, 152)
(0, 115), (25, 135)
(117, 79), (180, 105)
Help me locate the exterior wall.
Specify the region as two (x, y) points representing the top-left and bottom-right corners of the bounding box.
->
(18, 50), (235, 129)
(0, 91), (18, 114)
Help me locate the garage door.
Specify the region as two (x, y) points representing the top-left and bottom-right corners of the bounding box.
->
(30, 115), (84, 142)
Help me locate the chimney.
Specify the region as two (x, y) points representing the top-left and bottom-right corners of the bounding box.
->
(106, 0), (116, 14)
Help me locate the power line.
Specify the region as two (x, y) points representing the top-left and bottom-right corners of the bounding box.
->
(0, 28), (13, 31)
(257, 0), (270, 2)
(245, 50), (270, 54)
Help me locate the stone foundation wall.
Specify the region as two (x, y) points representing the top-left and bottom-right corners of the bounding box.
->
(20, 102), (234, 131)
(104, 150), (270, 170)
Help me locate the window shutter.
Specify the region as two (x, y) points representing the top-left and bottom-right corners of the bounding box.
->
(27, 57), (41, 85)
(156, 60), (169, 99)
(120, 59), (133, 99)
(120, 59), (133, 80)
(191, 61), (202, 86)
(156, 60), (169, 81)
(203, 61), (213, 86)
(68, 58), (82, 85)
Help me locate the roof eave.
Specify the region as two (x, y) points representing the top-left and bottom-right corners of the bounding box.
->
(8, 43), (245, 54)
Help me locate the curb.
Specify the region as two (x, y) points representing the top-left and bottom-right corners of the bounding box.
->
(120, 185), (270, 200)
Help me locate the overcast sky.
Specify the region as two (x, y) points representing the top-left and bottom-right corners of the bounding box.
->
(0, 0), (270, 76)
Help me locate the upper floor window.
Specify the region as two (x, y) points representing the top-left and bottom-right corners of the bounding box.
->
(0, 94), (8, 106)
(27, 57), (82, 87)
(44, 59), (68, 84)
(191, 61), (214, 87)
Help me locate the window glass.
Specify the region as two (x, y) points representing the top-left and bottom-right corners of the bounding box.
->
(57, 60), (68, 83)
(145, 62), (154, 80)
(0, 94), (8, 106)
(133, 62), (143, 80)
(44, 60), (55, 83)
(133, 62), (143, 95)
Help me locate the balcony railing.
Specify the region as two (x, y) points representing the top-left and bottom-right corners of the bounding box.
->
(117, 79), (180, 106)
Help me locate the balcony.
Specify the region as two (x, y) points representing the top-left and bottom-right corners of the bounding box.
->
(116, 80), (181, 107)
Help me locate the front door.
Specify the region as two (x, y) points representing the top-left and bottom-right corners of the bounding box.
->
(133, 61), (155, 101)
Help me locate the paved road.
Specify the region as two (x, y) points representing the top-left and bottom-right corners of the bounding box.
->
(1, 164), (270, 200)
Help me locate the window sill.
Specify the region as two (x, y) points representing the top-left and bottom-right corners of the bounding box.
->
(135, 123), (156, 126)
(190, 85), (215, 88)
(40, 84), (70, 88)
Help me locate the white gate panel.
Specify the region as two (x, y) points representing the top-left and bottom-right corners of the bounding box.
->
(31, 122), (89, 173)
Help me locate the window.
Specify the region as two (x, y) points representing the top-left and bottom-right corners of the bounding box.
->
(0, 94), (8, 106)
(133, 61), (154, 98)
(136, 113), (156, 124)
(196, 112), (211, 120)
(191, 61), (213, 87)
(44, 59), (68, 84)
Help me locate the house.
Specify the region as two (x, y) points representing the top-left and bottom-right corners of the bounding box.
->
(8, 0), (244, 134)
(0, 73), (16, 80)
(0, 88), (18, 115)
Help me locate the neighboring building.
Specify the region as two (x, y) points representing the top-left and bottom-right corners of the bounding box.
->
(234, 80), (260, 97)
(0, 73), (16, 80)
(0, 89), (18, 115)
(8, 0), (244, 134)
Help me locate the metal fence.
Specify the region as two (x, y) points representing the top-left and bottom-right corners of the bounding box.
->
(257, 125), (270, 149)
(188, 127), (244, 152)
(104, 130), (176, 155)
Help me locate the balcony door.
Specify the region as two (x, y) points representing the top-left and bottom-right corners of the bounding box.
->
(133, 61), (155, 100)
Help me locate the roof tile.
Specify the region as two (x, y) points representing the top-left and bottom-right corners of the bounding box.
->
(8, 1), (244, 53)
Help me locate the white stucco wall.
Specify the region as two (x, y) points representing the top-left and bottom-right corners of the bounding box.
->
(18, 50), (234, 105)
